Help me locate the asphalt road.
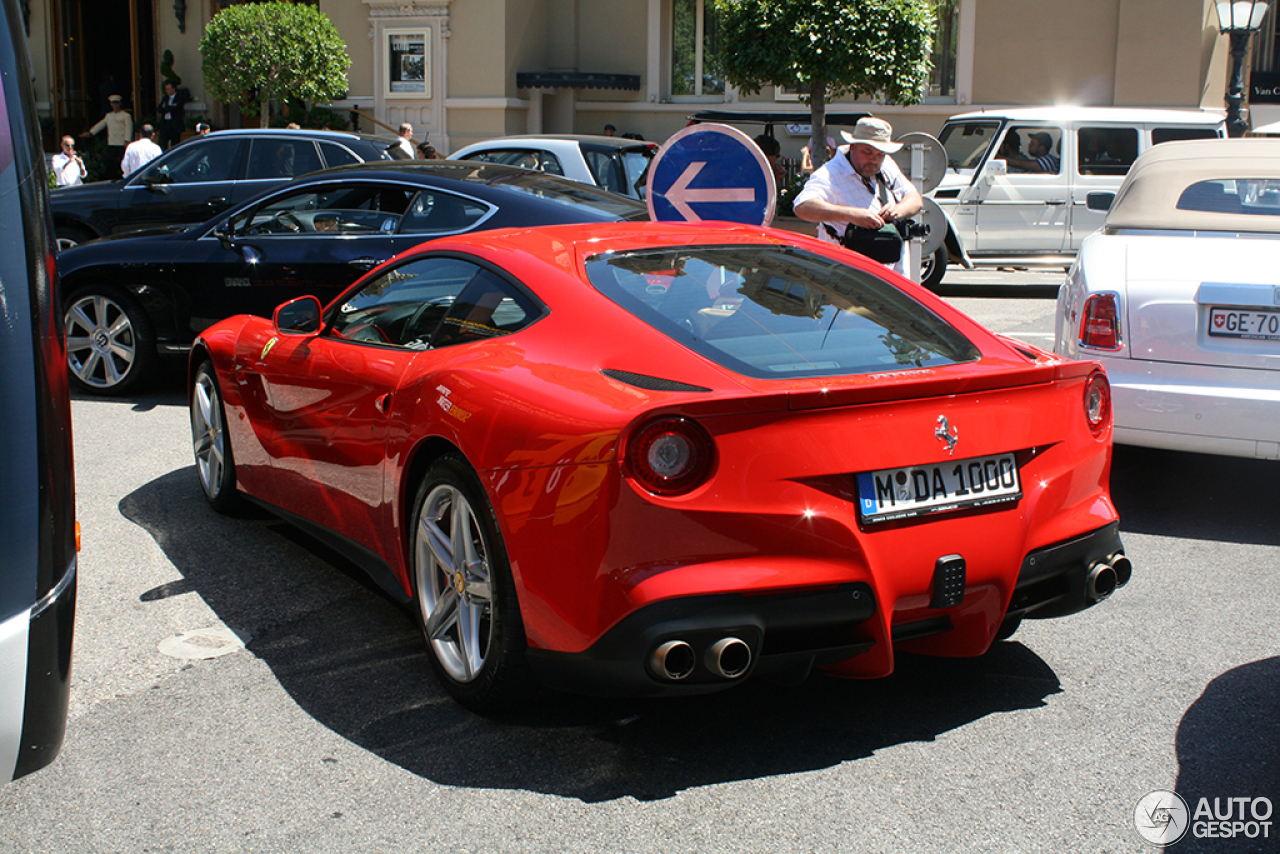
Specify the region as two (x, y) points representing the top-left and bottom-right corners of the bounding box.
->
(3, 268), (1277, 854)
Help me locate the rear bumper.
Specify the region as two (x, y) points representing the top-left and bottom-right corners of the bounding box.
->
(1101, 357), (1280, 459)
(526, 522), (1130, 697)
(527, 583), (876, 697)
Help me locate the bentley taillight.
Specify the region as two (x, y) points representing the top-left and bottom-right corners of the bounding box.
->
(1079, 293), (1121, 350)
(1084, 371), (1112, 436)
(626, 417), (715, 496)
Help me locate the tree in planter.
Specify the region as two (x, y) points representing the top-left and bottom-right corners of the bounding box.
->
(711, 0), (935, 170)
(199, 1), (349, 124)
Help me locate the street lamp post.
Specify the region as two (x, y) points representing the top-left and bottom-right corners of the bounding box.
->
(1217, 0), (1271, 137)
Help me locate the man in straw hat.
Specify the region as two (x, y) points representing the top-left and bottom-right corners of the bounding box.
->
(794, 117), (922, 274)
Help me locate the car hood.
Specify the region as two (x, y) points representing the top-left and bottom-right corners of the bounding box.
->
(56, 226), (189, 276)
(49, 179), (127, 211)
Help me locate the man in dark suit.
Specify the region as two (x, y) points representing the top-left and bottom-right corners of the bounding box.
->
(156, 81), (187, 150)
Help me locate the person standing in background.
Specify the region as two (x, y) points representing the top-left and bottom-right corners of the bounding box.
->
(121, 125), (162, 177)
(51, 136), (87, 186)
(156, 81), (187, 150)
(81, 95), (132, 180)
(389, 123), (414, 159)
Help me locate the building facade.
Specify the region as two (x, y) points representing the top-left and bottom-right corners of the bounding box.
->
(20, 0), (1268, 157)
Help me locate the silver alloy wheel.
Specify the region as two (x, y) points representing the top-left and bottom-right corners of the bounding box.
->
(415, 483), (495, 683)
(64, 293), (137, 389)
(191, 370), (227, 501)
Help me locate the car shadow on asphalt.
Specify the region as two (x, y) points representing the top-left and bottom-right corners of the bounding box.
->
(1110, 445), (1280, 546)
(68, 356), (189, 411)
(120, 467), (1063, 803)
(1171, 656), (1280, 853)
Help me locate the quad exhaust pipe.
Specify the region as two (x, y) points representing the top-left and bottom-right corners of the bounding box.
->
(1086, 552), (1133, 602)
(649, 636), (753, 682)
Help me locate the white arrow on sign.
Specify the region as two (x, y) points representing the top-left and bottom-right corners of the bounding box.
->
(665, 161), (755, 221)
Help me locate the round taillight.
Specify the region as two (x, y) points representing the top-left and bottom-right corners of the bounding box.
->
(626, 417), (714, 496)
(1084, 371), (1111, 436)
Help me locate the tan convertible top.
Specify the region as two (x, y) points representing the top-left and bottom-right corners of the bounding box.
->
(1105, 138), (1280, 233)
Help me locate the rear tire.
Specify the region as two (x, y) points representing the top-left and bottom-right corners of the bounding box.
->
(920, 246), (948, 290)
(410, 454), (537, 711)
(996, 616), (1023, 641)
(190, 360), (241, 514)
(55, 224), (95, 253)
(63, 284), (155, 395)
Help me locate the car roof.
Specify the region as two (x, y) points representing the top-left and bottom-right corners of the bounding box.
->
(199, 128), (395, 145)
(292, 158), (644, 190)
(453, 135), (656, 150)
(945, 106), (1226, 126)
(1105, 138), (1280, 232)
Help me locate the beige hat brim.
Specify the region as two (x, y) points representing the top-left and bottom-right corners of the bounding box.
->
(840, 129), (903, 153)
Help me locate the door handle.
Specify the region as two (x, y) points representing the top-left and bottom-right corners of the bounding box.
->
(374, 393), (392, 414)
(206, 196), (228, 207)
(1045, 200), (1067, 205)
(348, 257), (380, 269)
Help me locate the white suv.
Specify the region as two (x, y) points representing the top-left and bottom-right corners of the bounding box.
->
(449, 135), (657, 200)
(925, 107), (1225, 288)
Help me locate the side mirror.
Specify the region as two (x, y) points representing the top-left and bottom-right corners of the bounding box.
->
(983, 159), (1007, 183)
(1086, 192), (1116, 213)
(141, 167), (172, 187)
(213, 220), (234, 250)
(274, 296), (322, 335)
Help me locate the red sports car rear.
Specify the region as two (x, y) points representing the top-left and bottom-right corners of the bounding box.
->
(190, 221), (1128, 710)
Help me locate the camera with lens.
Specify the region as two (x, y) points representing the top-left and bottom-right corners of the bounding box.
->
(893, 219), (930, 240)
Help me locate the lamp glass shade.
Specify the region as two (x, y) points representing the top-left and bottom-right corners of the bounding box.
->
(1217, 0), (1270, 30)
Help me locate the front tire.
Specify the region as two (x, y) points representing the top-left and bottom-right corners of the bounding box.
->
(410, 454), (536, 711)
(63, 285), (155, 395)
(190, 361), (241, 513)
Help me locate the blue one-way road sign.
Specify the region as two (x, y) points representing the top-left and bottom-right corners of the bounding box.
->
(646, 123), (776, 226)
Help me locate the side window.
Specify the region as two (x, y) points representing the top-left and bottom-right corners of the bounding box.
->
(231, 183), (412, 236)
(245, 138), (324, 180)
(583, 149), (625, 193)
(138, 137), (241, 184)
(328, 257), (484, 348)
(462, 148), (561, 173)
(998, 126), (1062, 175)
(1153, 127), (1222, 144)
(318, 141), (362, 169)
(1077, 127), (1138, 176)
(399, 191), (493, 235)
(432, 268), (542, 348)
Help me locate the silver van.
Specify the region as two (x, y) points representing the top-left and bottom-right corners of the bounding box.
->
(925, 107), (1225, 287)
(1, 0), (78, 783)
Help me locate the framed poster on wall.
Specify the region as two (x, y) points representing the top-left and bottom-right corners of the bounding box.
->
(387, 29), (429, 96)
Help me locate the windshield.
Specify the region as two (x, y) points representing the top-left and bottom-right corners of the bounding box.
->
(938, 121), (1001, 174)
(585, 245), (979, 379)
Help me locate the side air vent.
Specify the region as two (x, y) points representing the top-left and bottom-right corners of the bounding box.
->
(601, 369), (711, 393)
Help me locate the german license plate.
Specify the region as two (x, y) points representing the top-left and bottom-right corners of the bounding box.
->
(1209, 307), (1280, 340)
(856, 453), (1021, 524)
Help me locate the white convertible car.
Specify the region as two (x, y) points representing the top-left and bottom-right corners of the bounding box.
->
(1055, 138), (1280, 459)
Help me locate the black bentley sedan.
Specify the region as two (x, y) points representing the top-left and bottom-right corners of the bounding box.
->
(50, 128), (395, 250)
(58, 160), (648, 394)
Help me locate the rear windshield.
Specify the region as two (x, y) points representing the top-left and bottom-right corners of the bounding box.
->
(1176, 179), (1280, 216)
(485, 170), (650, 220)
(585, 245), (980, 380)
